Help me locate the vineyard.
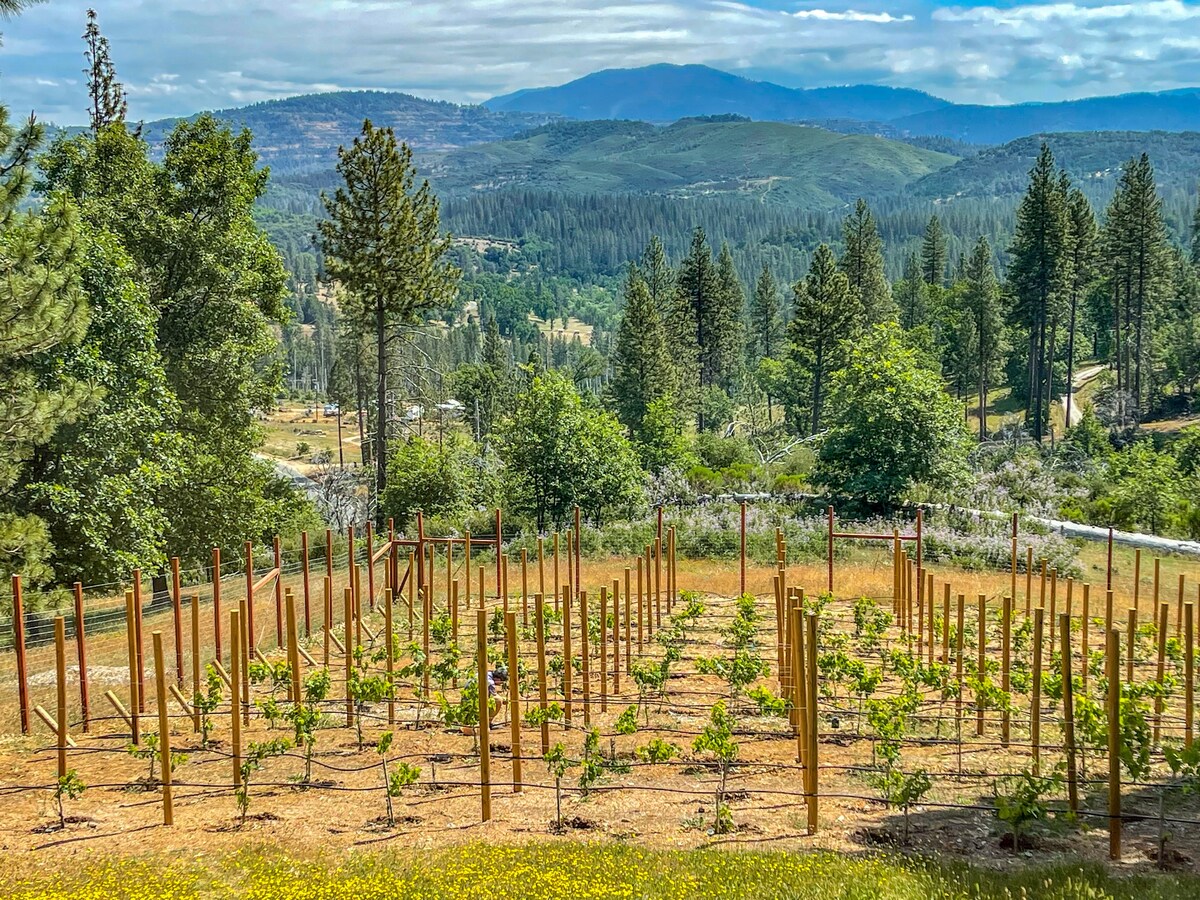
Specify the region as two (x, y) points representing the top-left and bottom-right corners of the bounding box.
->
(4, 507), (1200, 876)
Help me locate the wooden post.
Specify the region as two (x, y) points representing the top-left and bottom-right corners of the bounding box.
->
(563, 585), (573, 722)
(917, 566), (925, 654)
(452, 580), (460, 647)
(476, 607), (491, 822)
(125, 589), (140, 743)
(1025, 547), (1033, 616)
(407, 553), (415, 639)
(1048, 568), (1058, 652)
(668, 526), (676, 607)
(790, 604), (805, 762)
(301, 530), (311, 637)
(1106, 628), (1120, 860)
(323, 576), (332, 668)
(1060, 613), (1078, 814)
(1134, 549), (1141, 620)
(501, 554), (509, 613)
(170, 557), (184, 687)
(496, 507), (504, 605)
(286, 589), (301, 705)
(505, 610), (521, 793)
(344, 587), (353, 726)
(152, 632), (174, 826)
(566, 530), (573, 610)
(1082, 583), (1091, 688)
(54, 616), (67, 780)
(1154, 601), (1169, 742)
(1178, 574), (1186, 638)
(612, 579), (621, 693)
(1010, 512), (1018, 604)
(230, 609), (242, 789)
(239, 599), (250, 726)
(243, 544), (255, 658)
(1106, 526), (1114, 593)
(580, 590), (591, 726)
(1186, 603), (1195, 748)
(976, 594), (986, 736)
(1105, 589), (1114, 636)
(73, 582), (90, 733)
(599, 588), (608, 712)
(521, 548), (529, 628)
(826, 505), (835, 594)
(806, 611), (819, 835)
(366, 522), (376, 612)
(740, 500), (747, 596)
(636, 556), (644, 651)
(552, 532), (560, 615)
(941, 584), (950, 663)
(1031, 607), (1043, 774)
(955, 593), (964, 720)
(535, 593), (549, 755)
(212, 548), (223, 665)
(623, 568), (632, 674)
(422, 583), (431, 696)
(133, 570), (146, 712)
(465, 530), (472, 610)
(655, 506), (662, 619)
(926, 572), (935, 666)
(1126, 607), (1136, 685)
(190, 594), (201, 732)
(273, 536), (284, 647)
(538, 537), (545, 600)
(1001, 596), (1012, 746)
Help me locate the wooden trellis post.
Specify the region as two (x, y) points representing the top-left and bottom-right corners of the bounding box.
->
(1031, 607), (1043, 773)
(73, 582), (90, 733)
(125, 589), (141, 743)
(230, 609), (242, 789)
(1059, 613), (1078, 814)
(535, 593), (549, 755)
(976, 594), (986, 736)
(190, 594), (202, 732)
(152, 631), (174, 826)
(55, 616), (67, 781)
(580, 590), (591, 726)
(1106, 628), (1120, 860)
(212, 547), (223, 666)
(477, 607), (491, 822)
(563, 584), (573, 722)
(1154, 601), (1168, 742)
(1001, 595), (1012, 747)
(505, 610), (521, 793)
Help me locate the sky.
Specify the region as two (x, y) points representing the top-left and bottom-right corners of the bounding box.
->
(6, 0), (1200, 124)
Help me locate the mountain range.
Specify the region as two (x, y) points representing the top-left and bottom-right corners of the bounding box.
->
(486, 64), (1200, 145)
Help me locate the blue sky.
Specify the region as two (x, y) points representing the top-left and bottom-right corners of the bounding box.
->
(5, 1), (1200, 124)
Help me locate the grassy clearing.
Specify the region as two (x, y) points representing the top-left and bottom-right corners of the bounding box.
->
(10, 845), (1200, 900)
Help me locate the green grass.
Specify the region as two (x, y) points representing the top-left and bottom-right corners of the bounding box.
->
(11, 845), (1200, 900)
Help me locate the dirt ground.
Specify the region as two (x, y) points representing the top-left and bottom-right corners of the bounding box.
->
(3, 587), (1199, 875)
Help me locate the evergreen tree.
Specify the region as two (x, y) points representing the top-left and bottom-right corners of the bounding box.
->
(670, 228), (721, 425)
(1064, 186), (1098, 427)
(320, 120), (460, 521)
(609, 265), (674, 439)
(748, 263), (784, 362)
(641, 235), (675, 313)
(894, 252), (928, 330)
(712, 241), (745, 391)
(1101, 154), (1171, 421)
(840, 199), (893, 325)
(83, 9), (127, 133)
(962, 237), (1003, 441)
(921, 215), (948, 288)
(1007, 143), (1070, 440)
(788, 244), (854, 435)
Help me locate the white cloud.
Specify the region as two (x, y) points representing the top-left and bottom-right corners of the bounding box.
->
(3, 0), (1200, 123)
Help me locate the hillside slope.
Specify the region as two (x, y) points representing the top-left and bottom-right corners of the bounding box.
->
(422, 118), (957, 208)
(140, 91), (554, 175)
(486, 64), (949, 123)
(910, 130), (1200, 200)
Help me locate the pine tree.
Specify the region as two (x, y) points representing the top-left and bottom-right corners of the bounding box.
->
(320, 120), (460, 521)
(962, 237), (1003, 441)
(609, 265), (674, 438)
(748, 264), (783, 362)
(670, 228), (718, 425)
(83, 9), (127, 134)
(788, 244), (854, 435)
(712, 242), (745, 391)
(641, 235), (675, 313)
(840, 199), (893, 325)
(1007, 143), (1070, 440)
(895, 252), (928, 330)
(1101, 154), (1170, 421)
(1064, 187), (1098, 427)
(921, 215), (948, 288)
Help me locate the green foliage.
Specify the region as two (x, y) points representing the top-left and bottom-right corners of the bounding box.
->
(126, 732), (187, 784)
(615, 704), (639, 736)
(497, 371), (643, 530)
(381, 434), (489, 532)
(692, 700), (739, 835)
(994, 770), (1062, 853)
(748, 685), (790, 718)
(636, 737), (681, 764)
(54, 770), (86, 828)
(236, 737), (292, 824)
(194, 664), (224, 748)
(786, 243), (855, 435)
(870, 767), (932, 844)
(814, 323), (970, 505)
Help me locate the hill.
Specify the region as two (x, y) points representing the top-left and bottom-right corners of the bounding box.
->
(910, 130), (1200, 201)
(486, 64), (949, 123)
(893, 89), (1200, 145)
(420, 117), (957, 208)
(139, 91), (554, 175)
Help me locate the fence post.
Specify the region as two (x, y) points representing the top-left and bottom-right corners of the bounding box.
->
(125, 589), (141, 744)
(538, 537), (546, 599)
(1134, 549), (1141, 620)
(522, 548), (529, 629)
(535, 593), (549, 754)
(563, 584), (573, 723)
(1106, 527), (1114, 593)
(1031, 606), (1043, 774)
(926, 572), (935, 666)
(239, 599), (250, 726)
(244, 543), (255, 657)
(323, 576), (332, 668)
(1154, 602), (1168, 742)
(580, 590), (591, 726)
(1106, 628), (1120, 860)
(190, 594), (201, 732)
(1186, 602), (1194, 748)
(941, 583), (950, 664)
(1126, 607), (1136, 685)
(477, 607), (491, 822)
(73, 582), (90, 733)
(976, 594), (986, 736)
(655, 506), (662, 618)
(344, 587), (353, 727)
(552, 532), (559, 615)
(623, 568), (632, 674)
(1025, 547), (1033, 615)
(612, 578), (621, 694)
(55, 616), (67, 781)
(1010, 512), (1018, 605)
(1059, 612), (1078, 814)
(385, 587), (395, 725)
(286, 588), (301, 705)
(1082, 583), (1091, 689)
(212, 548), (223, 665)
(366, 522), (376, 612)
(133, 569), (146, 712)
(152, 631), (174, 826)
(465, 530), (472, 610)
(171, 557), (184, 686)
(301, 530), (311, 637)
(505, 610), (521, 794)
(230, 609), (242, 789)
(806, 611), (819, 835)
(1001, 596), (1012, 747)
(599, 588), (608, 712)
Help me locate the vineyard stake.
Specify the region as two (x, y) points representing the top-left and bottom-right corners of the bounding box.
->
(171, 557), (184, 686)
(1059, 613), (1078, 814)
(301, 530), (311, 636)
(563, 584), (573, 722)
(212, 547), (223, 665)
(535, 593), (549, 754)
(125, 589), (140, 743)
(190, 594), (201, 732)
(1031, 606), (1043, 774)
(73, 582), (90, 733)
(152, 631), (174, 826)
(580, 590), (591, 726)
(384, 587), (395, 725)
(1106, 627), (1120, 859)
(477, 607), (491, 822)
(1001, 595), (1012, 747)
(230, 609), (242, 788)
(55, 616), (67, 780)
(1154, 601), (1168, 742)
(505, 610), (522, 793)
(599, 588), (608, 712)
(976, 594), (985, 736)
(343, 587), (353, 726)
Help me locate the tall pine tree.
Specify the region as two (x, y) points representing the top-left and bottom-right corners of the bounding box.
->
(748, 263), (783, 362)
(83, 9), (127, 133)
(962, 237), (1003, 441)
(840, 199), (893, 325)
(921, 215), (948, 288)
(609, 265), (674, 439)
(1064, 186), (1098, 426)
(788, 244), (854, 435)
